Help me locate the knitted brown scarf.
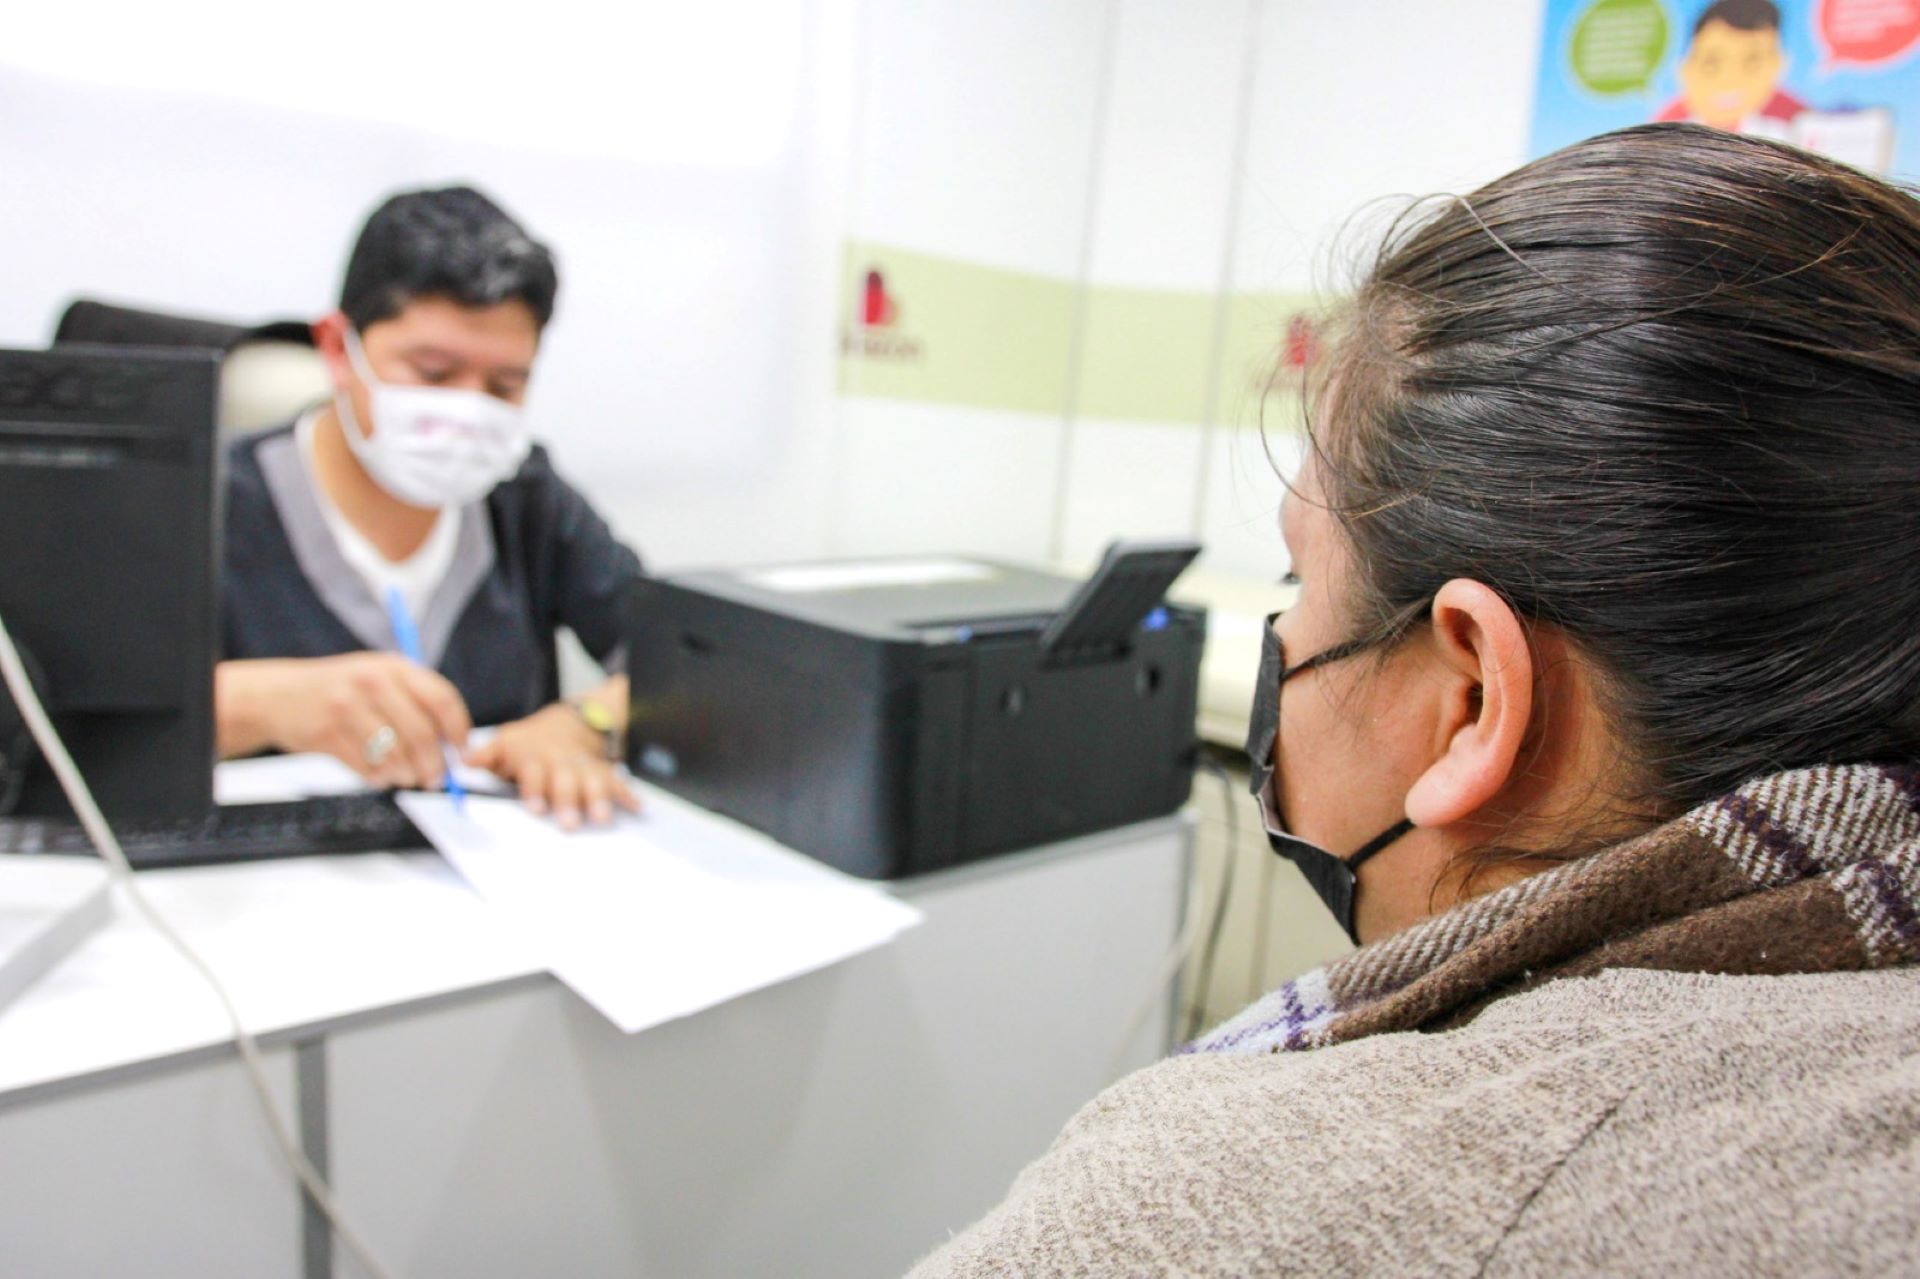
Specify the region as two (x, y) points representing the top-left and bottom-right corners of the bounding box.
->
(1192, 763), (1920, 1056)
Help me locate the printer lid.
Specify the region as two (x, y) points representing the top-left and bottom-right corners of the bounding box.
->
(666, 557), (1078, 642)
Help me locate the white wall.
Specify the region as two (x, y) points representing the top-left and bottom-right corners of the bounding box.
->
(4, 0), (1552, 580)
(831, 0), (1548, 581)
(0, 0), (856, 573)
(828, 0), (1113, 562)
(1201, 0), (1549, 580)
(1235, 0), (1548, 295)
(1061, 1), (1254, 571)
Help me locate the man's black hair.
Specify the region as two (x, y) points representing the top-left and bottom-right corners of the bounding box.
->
(1692, 0), (1782, 37)
(339, 185), (559, 332)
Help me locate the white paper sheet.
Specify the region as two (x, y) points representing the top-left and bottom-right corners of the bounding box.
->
(214, 750), (511, 806)
(214, 753), (369, 805)
(397, 790), (922, 1033)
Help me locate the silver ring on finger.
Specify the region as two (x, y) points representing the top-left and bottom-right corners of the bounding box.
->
(364, 724), (398, 767)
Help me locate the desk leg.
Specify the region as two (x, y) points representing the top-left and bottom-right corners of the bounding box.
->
(296, 1036), (331, 1279)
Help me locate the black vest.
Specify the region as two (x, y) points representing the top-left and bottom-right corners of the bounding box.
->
(221, 425), (641, 727)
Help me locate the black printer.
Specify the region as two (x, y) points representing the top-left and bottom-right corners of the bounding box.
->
(625, 542), (1206, 879)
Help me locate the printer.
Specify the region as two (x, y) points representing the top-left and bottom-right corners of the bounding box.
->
(625, 542), (1206, 879)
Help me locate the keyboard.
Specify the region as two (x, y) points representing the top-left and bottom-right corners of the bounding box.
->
(0, 793), (431, 868)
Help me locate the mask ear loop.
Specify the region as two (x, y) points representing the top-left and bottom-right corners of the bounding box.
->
(1275, 630), (1420, 868)
(1277, 633), (1376, 683)
(1345, 817), (1414, 870)
(333, 328), (384, 453)
(340, 327), (380, 386)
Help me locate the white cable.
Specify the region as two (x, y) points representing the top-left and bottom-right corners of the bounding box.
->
(1182, 759), (1238, 1042)
(1248, 822), (1277, 1001)
(0, 611), (400, 1279)
(1106, 838), (1207, 1082)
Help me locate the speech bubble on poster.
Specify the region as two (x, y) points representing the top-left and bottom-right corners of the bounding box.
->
(1570, 0), (1671, 95)
(1818, 0), (1920, 70)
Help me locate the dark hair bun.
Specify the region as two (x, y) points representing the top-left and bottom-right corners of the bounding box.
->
(1312, 123), (1920, 807)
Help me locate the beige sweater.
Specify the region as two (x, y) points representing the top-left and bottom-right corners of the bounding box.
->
(910, 966), (1920, 1276)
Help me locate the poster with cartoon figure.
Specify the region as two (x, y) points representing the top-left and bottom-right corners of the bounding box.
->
(1531, 0), (1920, 178)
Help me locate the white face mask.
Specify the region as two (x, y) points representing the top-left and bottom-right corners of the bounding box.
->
(336, 328), (532, 508)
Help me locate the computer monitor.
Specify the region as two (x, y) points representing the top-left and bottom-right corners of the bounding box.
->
(0, 344), (220, 820)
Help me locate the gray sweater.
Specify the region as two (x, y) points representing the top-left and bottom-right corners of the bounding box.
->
(911, 965), (1920, 1276)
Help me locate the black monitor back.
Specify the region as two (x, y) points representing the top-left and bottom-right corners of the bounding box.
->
(0, 344), (220, 820)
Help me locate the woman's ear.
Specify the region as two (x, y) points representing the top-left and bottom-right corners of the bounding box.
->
(1403, 578), (1533, 828)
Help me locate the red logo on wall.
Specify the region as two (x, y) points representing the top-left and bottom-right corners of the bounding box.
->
(1281, 314), (1323, 372)
(861, 270), (899, 327)
(1248, 311), (1325, 394)
(843, 264), (922, 361)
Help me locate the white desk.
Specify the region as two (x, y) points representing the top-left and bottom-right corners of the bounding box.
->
(0, 815), (1188, 1279)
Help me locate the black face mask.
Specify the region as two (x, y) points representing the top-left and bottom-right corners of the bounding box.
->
(1246, 613), (1414, 946)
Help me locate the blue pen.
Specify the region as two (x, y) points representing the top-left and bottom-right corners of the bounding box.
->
(385, 586), (467, 812)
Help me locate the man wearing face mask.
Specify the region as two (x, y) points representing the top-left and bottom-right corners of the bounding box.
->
(216, 186), (642, 828)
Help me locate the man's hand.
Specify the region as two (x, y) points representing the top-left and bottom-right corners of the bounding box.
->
(217, 655), (472, 788)
(465, 703), (640, 829)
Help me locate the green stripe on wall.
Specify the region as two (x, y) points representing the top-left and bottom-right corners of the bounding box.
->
(838, 243), (1077, 415)
(1074, 285), (1216, 424)
(1217, 293), (1320, 434)
(840, 240), (1321, 430)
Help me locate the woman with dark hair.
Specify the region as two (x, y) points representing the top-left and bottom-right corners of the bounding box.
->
(911, 123), (1920, 1275)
